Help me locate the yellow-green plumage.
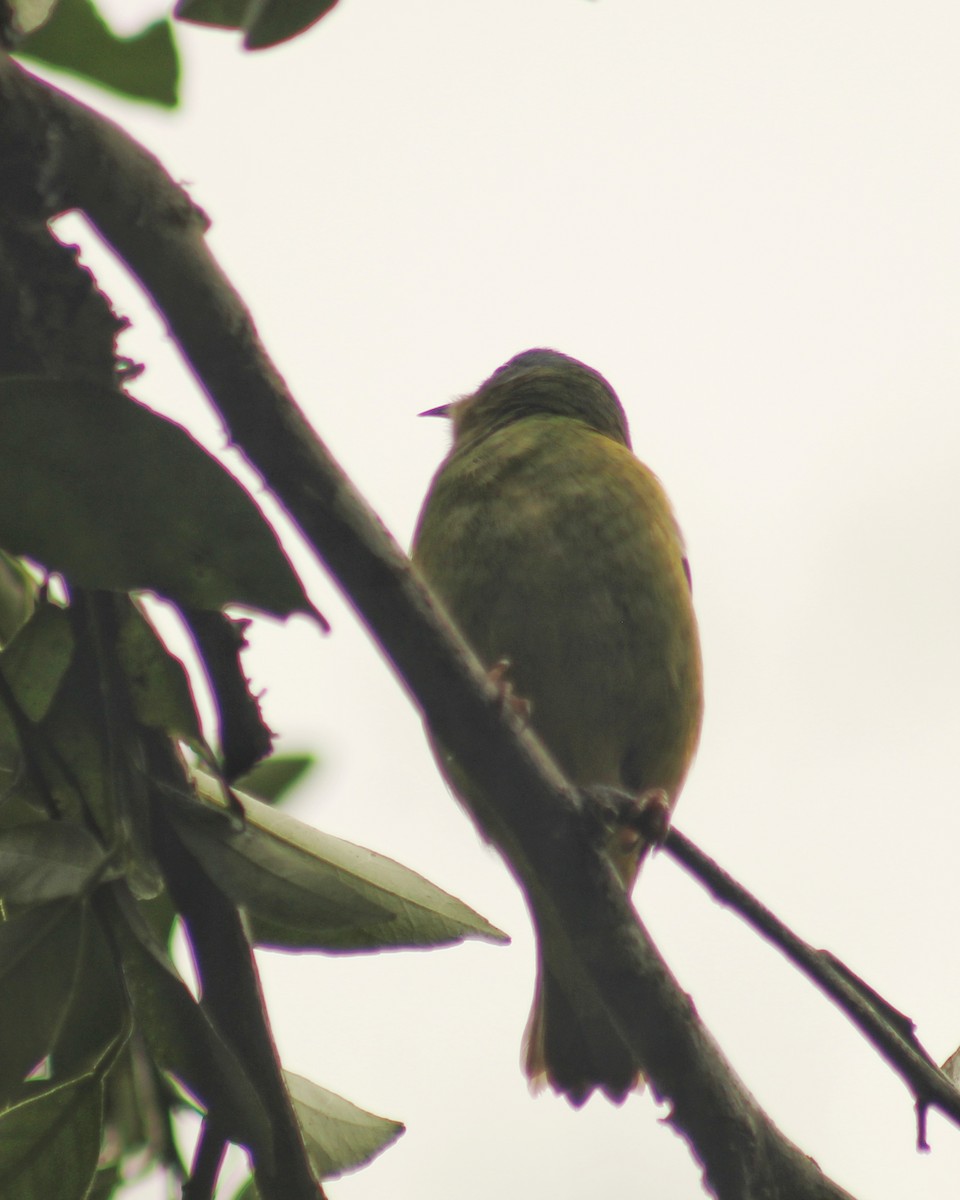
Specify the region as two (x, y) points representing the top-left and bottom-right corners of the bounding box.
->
(412, 349), (703, 1104)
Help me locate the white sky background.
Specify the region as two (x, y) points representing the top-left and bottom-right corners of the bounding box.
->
(38, 1), (960, 1196)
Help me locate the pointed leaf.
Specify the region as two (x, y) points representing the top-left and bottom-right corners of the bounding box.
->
(0, 1039), (119, 1200)
(174, 779), (509, 951)
(115, 600), (203, 745)
(0, 602), (75, 822)
(0, 378), (313, 619)
(285, 1071), (402, 1180)
(17, 0), (179, 108)
(49, 913), (127, 1083)
(175, 0), (339, 49)
(0, 823), (108, 904)
(174, 800), (393, 945)
(244, 0), (340, 49)
(103, 888), (273, 1162)
(0, 601), (74, 723)
(0, 1077), (101, 1200)
(27, 653), (117, 840)
(0, 901), (87, 1105)
(234, 753), (316, 805)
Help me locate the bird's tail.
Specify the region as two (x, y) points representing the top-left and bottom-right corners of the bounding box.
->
(520, 792), (667, 1105)
(521, 945), (644, 1107)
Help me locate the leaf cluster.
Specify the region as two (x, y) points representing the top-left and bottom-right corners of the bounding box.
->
(0, 387), (504, 1195)
(7, 0), (342, 109)
(1, 7), (506, 1191)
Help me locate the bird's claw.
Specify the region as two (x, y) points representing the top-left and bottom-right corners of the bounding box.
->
(639, 786), (673, 843)
(487, 658), (533, 723)
(581, 785), (673, 887)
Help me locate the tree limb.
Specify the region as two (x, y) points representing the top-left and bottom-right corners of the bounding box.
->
(0, 54), (880, 1199)
(148, 748), (323, 1200)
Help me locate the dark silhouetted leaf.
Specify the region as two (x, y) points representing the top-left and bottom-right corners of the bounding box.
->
(17, 0), (180, 107)
(0, 378), (313, 620)
(181, 608), (275, 780)
(0, 822), (108, 904)
(0, 900), (86, 1105)
(0, 1037), (121, 1200)
(116, 600), (203, 746)
(175, 0), (339, 50)
(49, 911), (126, 1083)
(27, 653), (116, 840)
(234, 753), (316, 805)
(103, 888), (273, 1162)
(0, 601), (73, 723)
(0, 601), (74, 805)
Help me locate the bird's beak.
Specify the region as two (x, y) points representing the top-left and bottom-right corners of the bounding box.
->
(419, 403), (451, 418)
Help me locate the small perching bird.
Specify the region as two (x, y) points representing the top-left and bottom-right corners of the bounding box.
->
(412, 349), (703, 1105)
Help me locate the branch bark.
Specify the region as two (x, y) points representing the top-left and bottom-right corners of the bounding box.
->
(0, 53), (890, 1199)
(149, 747), (322, 1200)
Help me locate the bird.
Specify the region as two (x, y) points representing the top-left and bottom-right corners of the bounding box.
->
(412, 349), (703, 1105)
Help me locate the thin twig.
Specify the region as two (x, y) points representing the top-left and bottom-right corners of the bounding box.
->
(147, 735), (323, 1200)
(663, 826), (960, 1141)
(183, 1121), (228, 1200)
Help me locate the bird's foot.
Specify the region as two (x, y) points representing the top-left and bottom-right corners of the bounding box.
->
(613, 788), (672, 857)
(486, 658), (533, 723)
(582, 785), (673, 887)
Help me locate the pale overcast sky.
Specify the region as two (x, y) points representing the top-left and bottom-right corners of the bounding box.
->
(43, 2), (960, 1196)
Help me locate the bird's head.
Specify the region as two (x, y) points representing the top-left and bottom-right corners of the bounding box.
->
(422, 349), (632, 450)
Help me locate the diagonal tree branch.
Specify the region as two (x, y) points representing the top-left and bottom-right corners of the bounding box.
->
(0, 54), (886, 1199)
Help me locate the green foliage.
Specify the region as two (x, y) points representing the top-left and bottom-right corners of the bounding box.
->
(114, 601), (204, 749)
(0, 364), (504, 1199)
(16, 0), (179, 107)
(0, 824), (110, 904)
(2, 6), (508, 1195)
(175, 0), (340, 50)
(285, 1071), (403, 1180)
(0, 564), (503, 1197)
(0, 378), (315, 620)
(0, 568), (504, 1195)
(0, 1038), (121, 1200)
(101, 888), (275, 1160)
(226, 1072), (404, 1199)
(179, 776), (509, 951)
(11, 0), (341, 109)
(235, 753), (317, 805)
(0, 901), (90, 1104)
(0, 600), (73, 724)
